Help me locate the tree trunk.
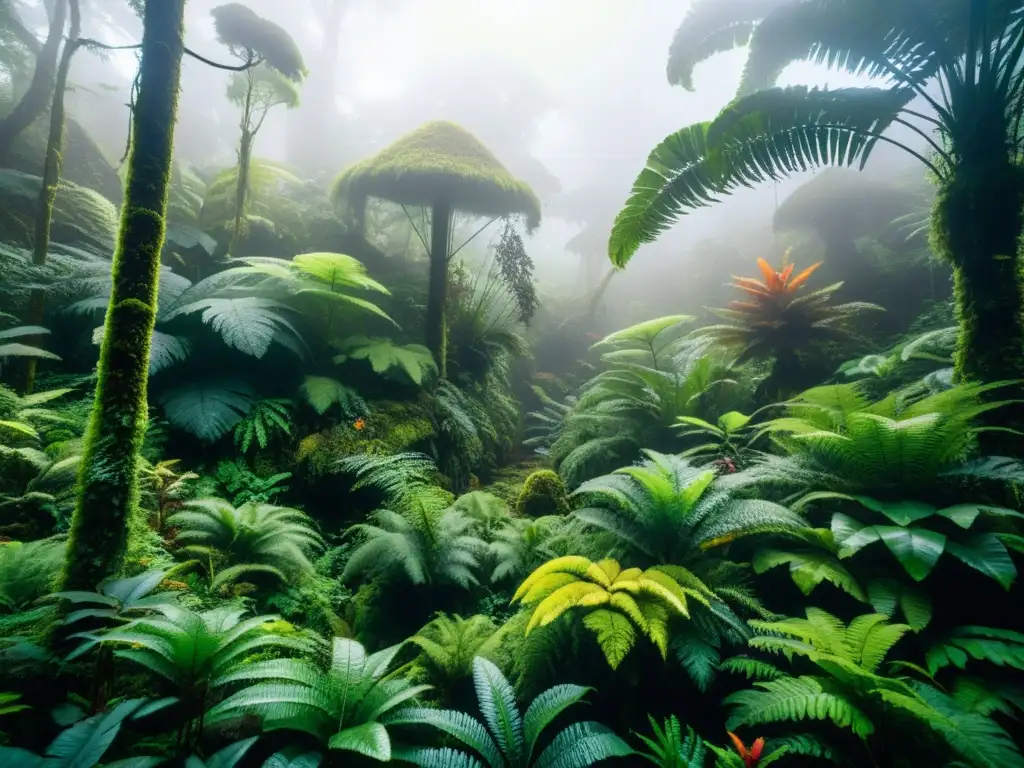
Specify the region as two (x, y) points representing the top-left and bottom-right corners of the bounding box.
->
(61, 0), (186, 591)
(0, 0), (68, 161)
(933, 158), (1024, 453)
(23, 0), (80, 395)
(230, 128), (253, 256)
(427, 199), (452, 379)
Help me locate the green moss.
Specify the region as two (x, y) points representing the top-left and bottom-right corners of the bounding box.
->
(516, 469), (569, 518)
(331, 120), (541, 232)
(296, 401), (435, 478)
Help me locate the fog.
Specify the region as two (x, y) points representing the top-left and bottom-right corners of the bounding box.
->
(55, 0), (939, 327)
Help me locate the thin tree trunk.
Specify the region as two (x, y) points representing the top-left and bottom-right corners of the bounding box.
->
(23, 0), (81, 394)
(934, 158), (1024, 453)
(61, 0), (186, 591)
(427, 198), (452, 379)
(230, 128), (253, 256)
(0, 0), (68, 161)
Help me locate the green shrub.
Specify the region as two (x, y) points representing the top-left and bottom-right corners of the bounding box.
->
(516, 469), (569, 517)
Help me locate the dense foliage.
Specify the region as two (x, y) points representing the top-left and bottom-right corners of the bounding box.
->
(0, 1), (1021, 767)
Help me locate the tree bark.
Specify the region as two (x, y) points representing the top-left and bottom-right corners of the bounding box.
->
(933, 158), (1024, 454)
(0, 0), (68, 161)
(61, 0), (186, 591)
(23, 0), (80, 394)
(427, 199), (452, 379)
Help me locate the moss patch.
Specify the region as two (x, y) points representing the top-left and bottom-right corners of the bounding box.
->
(516, 469), (570, 518)
(331, 121), (541, 231)
(296, 400), (435, 478)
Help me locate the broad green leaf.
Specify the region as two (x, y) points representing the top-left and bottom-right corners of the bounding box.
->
(718, 411), (752, 432)
(853, 497), (936, 526)
(946, 535), (1017, 590)
(876, 526), (946, 582)
(328, 722), (391, 760)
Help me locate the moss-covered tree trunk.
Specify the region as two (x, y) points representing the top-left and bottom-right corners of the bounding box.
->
(0, 0), (68, 161)
(229, 127), (253, 256)
(427, 198), (452, 379)
(61, 0), (186, 591)
(933, 155), (1024, 453)
(23, 0), (81, 395)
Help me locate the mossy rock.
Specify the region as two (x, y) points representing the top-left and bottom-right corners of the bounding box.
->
(516, 469), (569, 518)
(5, 108), (122, 204)
(296, 400), (435, 478)
(0, 169), (118, 250)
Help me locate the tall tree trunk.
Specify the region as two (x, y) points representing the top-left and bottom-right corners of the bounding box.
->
(933, 158), (1024, 454)
(23, 0), (80, 395)
(230, 127), (253, 256)
(0, 0), (68, 161)
(426, 199), (452, 379)
(61, 0), (186, 591)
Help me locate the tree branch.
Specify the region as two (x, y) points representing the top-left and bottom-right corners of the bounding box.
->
(78, 38), (262, 72)
(184, 48), (261, 71)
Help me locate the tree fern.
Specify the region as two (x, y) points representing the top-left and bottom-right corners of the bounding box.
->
(163, 295), (305, 359)
(389, 656), (633, 767)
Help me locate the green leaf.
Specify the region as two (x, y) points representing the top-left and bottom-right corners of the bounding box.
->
(158, 380), (254, 442)
(718, 411), (752, 432)
(754, 549), (866, 601)
(335, 337), (437, 385)
(876, 526), (946, 581)
(582, 609), (636, 670)
(946, 535), (1017, 590)
(328, 722), (391, 760)
(853, 497), (936, 526)
(299, 376), (365, 416)
(163, 297), (301, 359)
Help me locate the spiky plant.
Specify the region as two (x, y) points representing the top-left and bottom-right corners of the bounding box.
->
(695, 254), (881, 397)
(232, 398), (293, 454)
(168, 498), (323, 589)
(409, 613), (503, 700)
(550, 316), (749, 487)
(139, 459), (198, 530)
(512, 556), (706, 670)
(634, 715), (707, 767)
(80, 605), (311, 749)
(724, 608), (1024, 768)
(207, 637), (430, 762)
(573, 450), (804, 566)
(388, 656), (634, 767)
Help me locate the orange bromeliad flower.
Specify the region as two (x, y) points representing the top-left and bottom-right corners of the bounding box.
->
(727, 732), (765, 768)
(353, 417), (366, 431)
(729, 252), (822, 305)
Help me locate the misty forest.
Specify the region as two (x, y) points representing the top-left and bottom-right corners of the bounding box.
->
(3, 0), (1024, 766)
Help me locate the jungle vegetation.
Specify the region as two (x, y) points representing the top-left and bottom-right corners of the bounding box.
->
(0, 1), (1021, 767)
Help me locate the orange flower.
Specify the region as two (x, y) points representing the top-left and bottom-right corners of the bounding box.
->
(727, 732), (765, 768)
(354, 417), (366, 431)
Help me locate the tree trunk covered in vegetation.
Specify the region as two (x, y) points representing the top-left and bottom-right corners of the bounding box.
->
(427, 199), (452, 379)
(62, 0), (186, 591)
(0, 0), (68, 161)
(933, 157), (1024, 451)
(23, 0), (80, 394)
(230, 126), (253, 256)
